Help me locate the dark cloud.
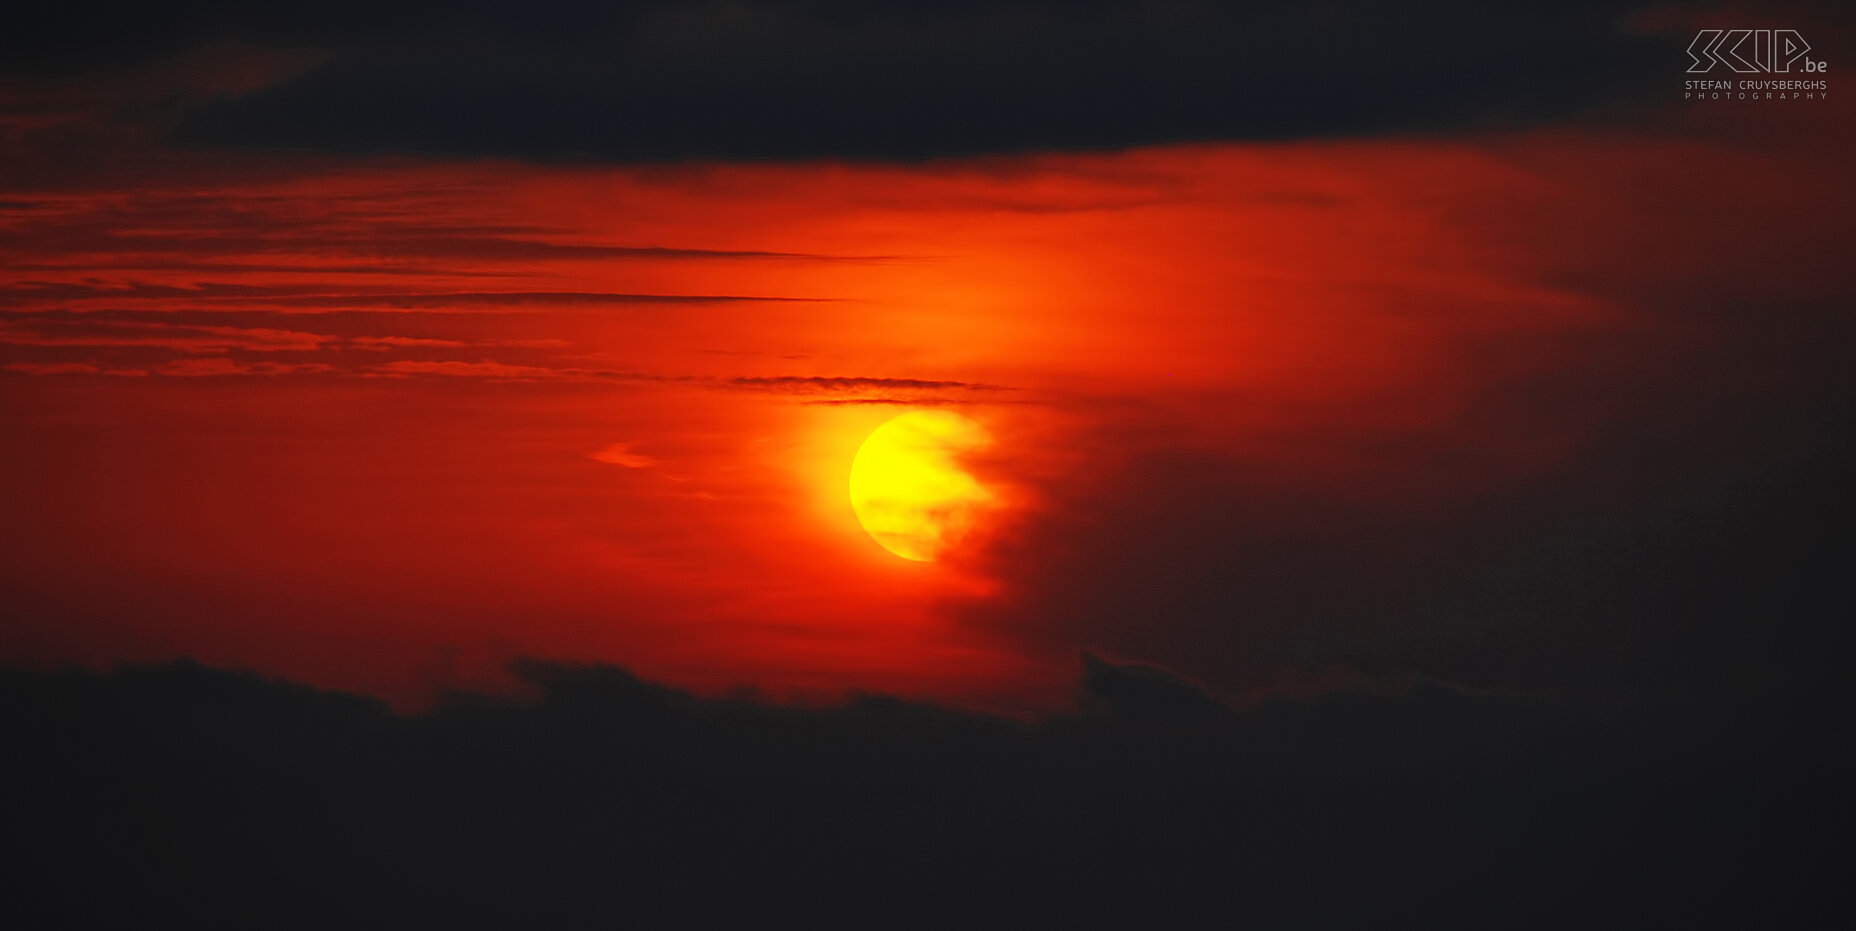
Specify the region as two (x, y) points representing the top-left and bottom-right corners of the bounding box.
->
(722, 374), (1016, 408)
(956, 374), (1856, 717)
(800, 396), (1024, 406)
(728, 375), (1008, 393)
(6, 1), (1688, 159)
(0, 314), (1017, 388)
(2, 656), (1844, 926)
(1077, 651), (1233, 725)
(1, 284), (814, 309)
(0, 226), (848, 266)
(272, 290), (818, 308)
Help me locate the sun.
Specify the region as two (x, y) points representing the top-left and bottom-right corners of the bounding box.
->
(848, 410), (994, 561)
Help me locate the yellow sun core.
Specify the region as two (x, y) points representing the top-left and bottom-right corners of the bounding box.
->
(848, 410), (993, 562)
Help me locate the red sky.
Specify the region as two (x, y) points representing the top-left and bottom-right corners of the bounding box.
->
(3, 58), (1851, 710)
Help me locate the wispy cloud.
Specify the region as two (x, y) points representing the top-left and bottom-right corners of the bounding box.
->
(589, 443), (658, 469)
(151, 358), (334, 377)
(1, 284), (819, 311)
(727, 376), (1009, 393)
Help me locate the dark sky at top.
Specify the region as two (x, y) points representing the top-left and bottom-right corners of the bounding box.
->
(4, 0), (1686, 159)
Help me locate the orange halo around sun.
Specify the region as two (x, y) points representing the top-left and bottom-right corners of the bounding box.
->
(848, 410), (994, 561)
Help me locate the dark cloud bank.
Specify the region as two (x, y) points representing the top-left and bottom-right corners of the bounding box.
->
(962, 391), (1856, 719)
(4, 655), (1846, 929)
(6, 0), (1682, 159)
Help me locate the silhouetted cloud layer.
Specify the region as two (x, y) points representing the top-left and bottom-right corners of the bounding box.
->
(3, 656), (1845, 927)
(4, 1), (1686, 159)
(960, 396), (1856, 715)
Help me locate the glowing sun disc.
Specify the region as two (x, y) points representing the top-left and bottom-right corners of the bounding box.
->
(849, 410), (993, 561)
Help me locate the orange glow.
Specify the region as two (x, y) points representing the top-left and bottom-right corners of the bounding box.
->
(3, 119), (1847, 711)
